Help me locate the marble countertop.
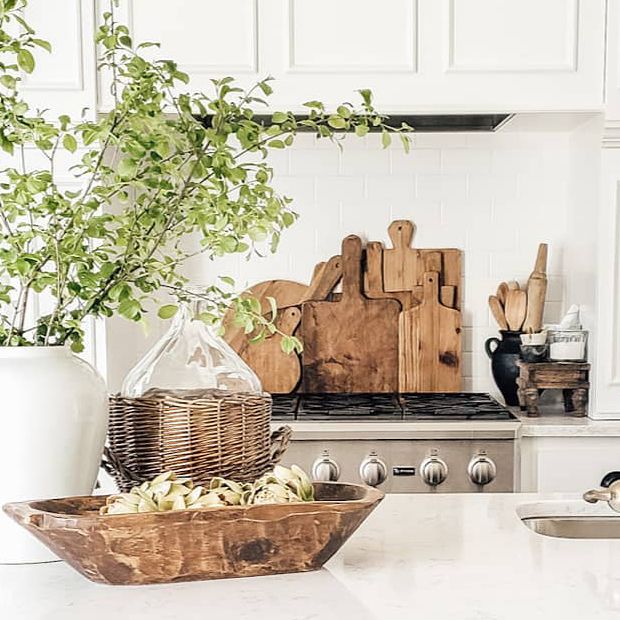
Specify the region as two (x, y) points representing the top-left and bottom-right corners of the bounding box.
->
(516, 411), (620, 437)
(3, 492), (620, 619)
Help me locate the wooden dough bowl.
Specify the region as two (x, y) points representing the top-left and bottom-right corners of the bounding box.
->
(3, 482), (383, 585)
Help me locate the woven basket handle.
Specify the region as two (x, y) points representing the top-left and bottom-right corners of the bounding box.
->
(101, 446), (143, 486)
(269, 425), (292, 465)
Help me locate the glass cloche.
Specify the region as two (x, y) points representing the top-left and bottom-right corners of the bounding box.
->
(121, 300), (262, 398)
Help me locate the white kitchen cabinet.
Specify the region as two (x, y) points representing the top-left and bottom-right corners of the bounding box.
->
(520, 435), (620, 493)
(20, 0), (97, 119)
(101, 0), (606, 113)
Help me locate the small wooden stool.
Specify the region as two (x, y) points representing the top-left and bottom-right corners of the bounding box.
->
(516, 361), (590, 417)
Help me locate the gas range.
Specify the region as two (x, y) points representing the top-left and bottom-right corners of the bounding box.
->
(271, 392), (520, 494)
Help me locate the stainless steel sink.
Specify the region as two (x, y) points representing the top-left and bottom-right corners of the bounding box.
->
(522, 515), (620, 539)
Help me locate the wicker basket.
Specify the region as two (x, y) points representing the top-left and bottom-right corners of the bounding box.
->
(102, 388), (291, 492)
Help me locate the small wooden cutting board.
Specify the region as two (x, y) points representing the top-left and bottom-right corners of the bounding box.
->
(302, 235), (401, 393)
(399, 271), (461, 392)
(383, 220), (420, 293)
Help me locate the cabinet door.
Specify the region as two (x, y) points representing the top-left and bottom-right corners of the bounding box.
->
(20, 0), (97, 118)
(97, 0), (605, 113)
(521, 437), (620, 493)
(260, 0), (605, 112)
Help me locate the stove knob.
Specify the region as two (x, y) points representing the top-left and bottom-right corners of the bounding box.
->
(420, 456), (448, 487)
(468, 454), (497, 486)
(359, 453), (388, 487)
(312, 452), (340, 482)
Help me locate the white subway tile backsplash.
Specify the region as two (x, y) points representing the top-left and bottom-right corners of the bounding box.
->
(195, 130), (577, 392)
(441, 149), (491, 174)
(391, 148), (441, 174)
(289, 149), (339, 176)
(365, 175), (415, 204)
(416, 173), (468, 201)
(340, 148), (390, 175)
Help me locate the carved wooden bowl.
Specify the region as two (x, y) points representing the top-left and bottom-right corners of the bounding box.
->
(3, 482), (383, 585)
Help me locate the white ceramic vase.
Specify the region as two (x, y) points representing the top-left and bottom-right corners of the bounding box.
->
(0, 346), (108, 563)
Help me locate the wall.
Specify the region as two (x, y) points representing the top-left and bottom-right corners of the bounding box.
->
(106, 122), (597, 396)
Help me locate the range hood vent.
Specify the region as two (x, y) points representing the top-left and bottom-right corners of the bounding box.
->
(200, 113), (512, 133)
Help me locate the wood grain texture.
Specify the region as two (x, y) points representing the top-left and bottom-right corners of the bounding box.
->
(497, 282), (509, 306)
(488, 295), (509, 330)
(505, 289), (527, 331)
(383, 220), (420, 293)
(3, 482), (384, 585)
(523, 243), (548, 333)
(302, 235), (401, 393)
(399, 271), (461, 392)
(364, 241), (412, 309)
(239, 307), (302, 394)
(223, 280), (307, 351)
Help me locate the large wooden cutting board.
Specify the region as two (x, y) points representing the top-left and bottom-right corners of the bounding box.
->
(239, 306), (302, 393)
(302, 235), (401, 393)
(223, 279), (307, 351)
(399, 271), (461, 392)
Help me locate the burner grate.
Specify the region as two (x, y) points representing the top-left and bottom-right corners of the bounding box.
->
(270, 392), (515, 421)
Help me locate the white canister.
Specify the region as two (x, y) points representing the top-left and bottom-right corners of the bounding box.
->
(548, 329), (588, 362)
(0, 346), (108, 563)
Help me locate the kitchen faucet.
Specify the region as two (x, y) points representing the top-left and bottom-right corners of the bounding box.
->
(583, 471), (620, 512)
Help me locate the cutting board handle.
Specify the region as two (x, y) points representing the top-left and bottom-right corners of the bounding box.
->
(422, 271), (440, 304)
(388, 220), (414, 250)
(342, 235), (364, 300)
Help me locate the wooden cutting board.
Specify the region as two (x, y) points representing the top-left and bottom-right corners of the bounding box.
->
(399, 271), (461, 392)
(223, 279), (307, 351)
(302, 235), (401, 393)
(238, 306), (302, 394)
(364, 241), (412, 309)
(382, 220), (420, 293)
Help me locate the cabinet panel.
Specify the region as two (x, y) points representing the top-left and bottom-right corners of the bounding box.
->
(129, 0), (258, 74)
(447, 0), (578, 72)
(20, 0), (96, 117)
(288, 0), (417, 72)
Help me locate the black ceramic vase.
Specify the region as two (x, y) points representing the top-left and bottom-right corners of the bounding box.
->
(485, 330), (522, 406)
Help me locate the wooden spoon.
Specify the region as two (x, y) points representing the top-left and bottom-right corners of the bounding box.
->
(507, 281), (520, 291)
(504, 289), (527, 332)
(496, 282), (509, 306)
(488, 295), (509, 330)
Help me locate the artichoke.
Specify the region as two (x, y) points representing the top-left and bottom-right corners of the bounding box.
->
(100, 465), (315, 515)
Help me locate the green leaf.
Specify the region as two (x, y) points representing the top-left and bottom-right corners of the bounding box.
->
(157, 304), (178, 319)
(355, 124), (369, 138)
(381, 130), (392, 149)
(62, 134), (77, 153)
(219, 275), (235, 287)
(358, 89), (373, 106)
(118, 299), (141, 320)
(17, 49), (35, 74)
(117, 157), (137, 179)
(271, 112), (288, 124)
(32, 38), (52, 53)
(327, 116), (347, 130)
(266, 296), (278, 321)
(0, 75), (16, 89)
(268, 139), (285, 149)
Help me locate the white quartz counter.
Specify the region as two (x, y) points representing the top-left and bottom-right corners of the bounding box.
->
(3, 492), (620, 619)
(516, 411), (620, 437)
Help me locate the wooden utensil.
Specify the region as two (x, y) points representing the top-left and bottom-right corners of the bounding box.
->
(504, 289), (527, 331)
(507, 281), (520, 291)
(302, 235), (401, 393)
(488, 295), (509, 330)
(383, 220), (420, 292)
(523, 243), (548, 333)
(399, 271), (461, 392)
(223, 279), (307, 350)
(496, 282), (509, 306)
(239, 306), (302, 394)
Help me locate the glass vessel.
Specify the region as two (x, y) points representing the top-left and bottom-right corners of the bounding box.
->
(121, 301), (262, 398)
